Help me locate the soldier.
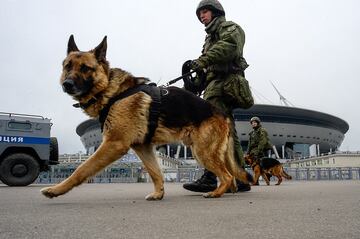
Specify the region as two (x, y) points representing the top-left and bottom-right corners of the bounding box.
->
(246, 116), (273, 184)
(183, 0), (252, 193)
(247, 116), (272, 160)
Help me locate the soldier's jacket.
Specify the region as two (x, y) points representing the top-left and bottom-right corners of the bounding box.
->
(247, 126), (272, 159)
(195, 16), (248, 100)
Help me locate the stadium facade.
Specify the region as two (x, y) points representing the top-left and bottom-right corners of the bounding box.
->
(76, 104), (349, 160)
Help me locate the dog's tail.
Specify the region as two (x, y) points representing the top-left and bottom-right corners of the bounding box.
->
(225, 128), (254, 184)
(281, 167), (292, 180)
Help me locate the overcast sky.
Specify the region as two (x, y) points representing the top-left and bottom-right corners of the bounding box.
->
(1, 0), (359, 154)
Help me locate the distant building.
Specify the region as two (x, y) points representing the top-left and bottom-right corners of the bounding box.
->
(287, 151), (360, 168)
(234, 104), (349, 159)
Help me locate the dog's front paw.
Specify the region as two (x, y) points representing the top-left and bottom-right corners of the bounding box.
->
(203, 192), (220, 198)
(145, 192), (164, 201)
(40, 187), (60, 199)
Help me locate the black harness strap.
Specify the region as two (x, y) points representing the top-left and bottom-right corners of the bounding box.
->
(99, 83), (162, 144)
(146, 86), (161, 143)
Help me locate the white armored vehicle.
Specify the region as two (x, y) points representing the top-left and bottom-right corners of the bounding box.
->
(0, 112), (58, 186)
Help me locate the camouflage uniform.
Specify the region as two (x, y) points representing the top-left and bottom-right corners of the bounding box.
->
(194, 15), (247, 167)
(183, 0), (251, 193)
(247, 125), (272, 160)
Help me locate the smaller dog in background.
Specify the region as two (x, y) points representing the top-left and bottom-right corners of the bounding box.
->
(244, 155), (292, 186)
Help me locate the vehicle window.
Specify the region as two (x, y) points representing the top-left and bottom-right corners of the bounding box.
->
(8, 122), (32, 130)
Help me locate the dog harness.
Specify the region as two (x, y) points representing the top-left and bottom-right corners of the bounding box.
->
(73, 83), (165, 144)
(98, 83), (165, 144)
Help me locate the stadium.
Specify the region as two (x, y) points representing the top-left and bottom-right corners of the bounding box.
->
(76, 104), (349, 160)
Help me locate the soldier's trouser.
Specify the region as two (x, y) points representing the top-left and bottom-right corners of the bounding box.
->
(205, 96), (245, 168)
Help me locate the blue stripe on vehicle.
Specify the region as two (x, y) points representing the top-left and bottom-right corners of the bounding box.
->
(0, 135), (50, 145)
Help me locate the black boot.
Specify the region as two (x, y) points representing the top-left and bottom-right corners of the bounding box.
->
(236, 180), (251, 192)
(226, 180), (251, 193)
(183, 170), (217, 192)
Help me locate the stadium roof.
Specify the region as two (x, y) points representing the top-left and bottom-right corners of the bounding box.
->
(234, 104), (349, 134)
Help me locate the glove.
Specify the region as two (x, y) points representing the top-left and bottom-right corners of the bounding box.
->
(182, 60), (198, 94)
(182, 59), (207, 96)
(190, 60), (204, 71)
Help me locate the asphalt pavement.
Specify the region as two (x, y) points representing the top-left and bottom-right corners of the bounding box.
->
(0, 181), (359, 239)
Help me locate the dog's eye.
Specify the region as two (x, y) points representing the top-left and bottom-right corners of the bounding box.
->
(64, 61), (72, 71)
(80, 64), (94, 73)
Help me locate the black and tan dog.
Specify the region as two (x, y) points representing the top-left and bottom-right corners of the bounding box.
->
(244, 155), (292, 186)
(41, 35), (253, 200)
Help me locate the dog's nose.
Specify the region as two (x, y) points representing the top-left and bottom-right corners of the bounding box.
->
(62, 79), (75, 93)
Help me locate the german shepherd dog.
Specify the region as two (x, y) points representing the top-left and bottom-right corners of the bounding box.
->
(244, 155), (292, 186)
(41, 35), (253, 200)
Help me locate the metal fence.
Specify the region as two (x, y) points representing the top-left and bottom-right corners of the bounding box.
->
(31, 167), (360, 184)
(285, 167), (360, 181)
(162, 167), (360, 182)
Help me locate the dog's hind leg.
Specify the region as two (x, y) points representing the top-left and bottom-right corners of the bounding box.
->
(132, 144), (164, 200)
(224, 139), (254, 186)
(275, 176), (282, 185)
(193, 144), (233, 198)
(203, 164), (233, 198)
(224, 155), (242, 193)
(41, 140), (129, 198)
(281, 168), (292, 180)
(272, 166), (284, 185)
(229, 176), (238, 193)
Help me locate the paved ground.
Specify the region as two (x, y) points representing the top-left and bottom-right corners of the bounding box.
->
(0, 181), (359, 239)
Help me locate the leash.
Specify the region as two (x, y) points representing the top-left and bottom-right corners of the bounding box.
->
(162, 70), (196, 87)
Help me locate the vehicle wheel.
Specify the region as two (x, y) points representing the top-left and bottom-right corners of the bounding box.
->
(49, 137), (59, 163)
(0, 153), (40, 186)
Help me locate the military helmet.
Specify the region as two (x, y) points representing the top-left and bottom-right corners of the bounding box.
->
(250, 116), (261, 124)
(196, 0), (225, 21)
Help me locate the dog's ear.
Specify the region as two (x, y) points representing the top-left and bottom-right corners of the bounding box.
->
(94, 36), (107, 61)
(67, 35), (79, 54)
